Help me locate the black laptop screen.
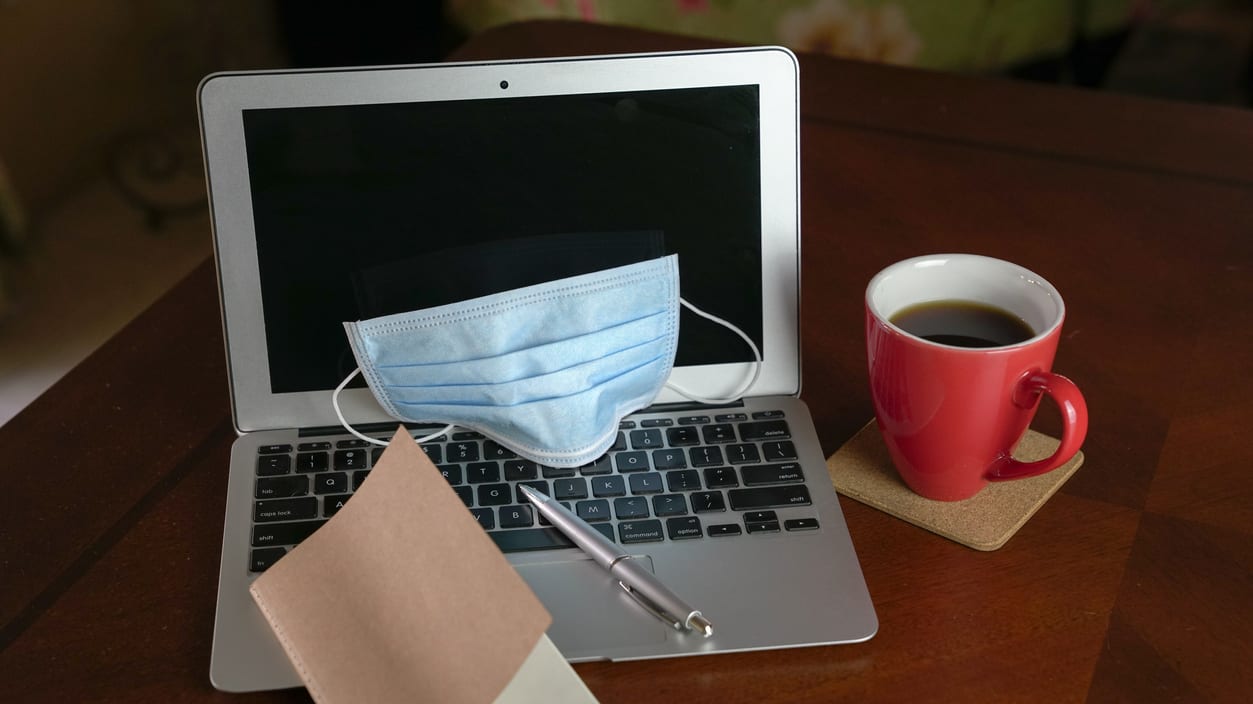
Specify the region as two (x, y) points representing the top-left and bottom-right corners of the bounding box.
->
(242, 85), (763, 394)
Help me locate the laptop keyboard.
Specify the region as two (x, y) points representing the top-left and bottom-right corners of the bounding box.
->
(248, 410), (820, 572)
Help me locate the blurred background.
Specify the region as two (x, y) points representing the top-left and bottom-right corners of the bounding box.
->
(1, 0), (1250, 426)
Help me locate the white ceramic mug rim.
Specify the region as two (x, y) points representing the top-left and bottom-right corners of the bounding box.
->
(866, 253), (1065, 352)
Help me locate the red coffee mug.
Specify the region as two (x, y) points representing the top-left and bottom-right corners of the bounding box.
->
(865, 254), (1088, 501)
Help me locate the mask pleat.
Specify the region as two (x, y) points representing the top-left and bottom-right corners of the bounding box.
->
(374, 311), (670, 387)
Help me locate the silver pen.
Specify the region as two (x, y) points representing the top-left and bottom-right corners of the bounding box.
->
(518, 484), (713, 637)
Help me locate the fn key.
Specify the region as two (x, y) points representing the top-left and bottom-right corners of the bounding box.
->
(250, 547), (285, 572)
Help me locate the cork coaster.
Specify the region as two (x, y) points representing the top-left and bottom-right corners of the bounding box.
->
(827, 421), (1084, 551)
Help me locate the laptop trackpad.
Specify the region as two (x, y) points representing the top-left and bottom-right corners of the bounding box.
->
(516, 555), (669, 654)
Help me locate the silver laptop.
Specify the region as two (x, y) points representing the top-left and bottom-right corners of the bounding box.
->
(199, 46), (877, 693)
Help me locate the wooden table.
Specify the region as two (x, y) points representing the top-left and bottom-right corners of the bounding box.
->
(3, 21), (1250, 703)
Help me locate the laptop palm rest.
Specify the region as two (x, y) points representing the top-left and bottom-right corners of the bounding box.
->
(515, 555), (669, 657)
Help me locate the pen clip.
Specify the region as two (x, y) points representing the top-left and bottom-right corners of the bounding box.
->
(618, 581), (684, 631)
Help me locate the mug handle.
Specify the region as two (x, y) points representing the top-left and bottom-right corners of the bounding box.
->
(986, 371), (1088, 482)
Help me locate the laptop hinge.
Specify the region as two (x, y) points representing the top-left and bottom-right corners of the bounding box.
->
(298, 401), (747, 437)
(639, 400), (745, 414)
(298, 421), (444, 437)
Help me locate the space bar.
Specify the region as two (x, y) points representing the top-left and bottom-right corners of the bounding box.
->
(489, 527), (575, 552)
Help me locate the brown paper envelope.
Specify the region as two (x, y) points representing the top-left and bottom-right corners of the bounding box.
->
(250, 427), (552, 704)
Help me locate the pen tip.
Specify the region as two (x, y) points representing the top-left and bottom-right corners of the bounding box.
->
(518, 484), (538, 501)
(689, 613), (713, 638)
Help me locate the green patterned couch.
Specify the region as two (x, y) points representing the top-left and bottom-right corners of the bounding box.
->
(447, 0), (1150, 72)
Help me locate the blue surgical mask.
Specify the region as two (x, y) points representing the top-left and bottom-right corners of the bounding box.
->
(334, 255), (759, 466)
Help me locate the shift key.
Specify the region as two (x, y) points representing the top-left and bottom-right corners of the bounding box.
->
(254, 497), (318, 523)
(728, 485), (812, 510)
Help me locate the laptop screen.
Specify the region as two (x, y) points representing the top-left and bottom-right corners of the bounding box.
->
(242, 85), (764, 394)
(201, 48), (801, 431)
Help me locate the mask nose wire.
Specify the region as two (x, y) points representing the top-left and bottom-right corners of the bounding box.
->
(665, 297), (763, 405)
(333, 367), (454, 446)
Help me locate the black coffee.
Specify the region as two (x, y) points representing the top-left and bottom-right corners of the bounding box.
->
(890, 300), (1035, 348)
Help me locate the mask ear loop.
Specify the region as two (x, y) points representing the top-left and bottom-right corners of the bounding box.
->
(333, 368), (454, 447)
(664, 298), (763, 405)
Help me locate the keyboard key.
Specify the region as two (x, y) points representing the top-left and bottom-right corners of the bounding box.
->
(352, 470), (371, 490)
(751, 410), (786, 420)
(678, 416), (710, 425)
(514, 480), (550, 504)
(553, 477), (589, 500)
(628, 473), (664, 495)
(690, 491), (727, 513)
(613, 496), (650, 519)
(453, 431), (484, 440)
(666, 516), (703, 540)
(575, 499), (611, 522)
(504, 460), (539, 481)
(741, 463), (805, 486)
(437, 464), (463, 485)
(618, 420), (636, 429)
(447, 442), (479, 463)
(715, 413), (747, 422)
(689, 446), (724, 468)
(419, 444), (443, 464)
(619, 520), (664, 544)
(333, 445), (365, 468)
(254, 497), (318, 523)
(295, 452), (327, 473)
(453, 485), (474, 507)
(498, 505), (534, 529)
(666, 470), (702, 492)
(666, 427), (700, 446)
(641, 418), (673, 427)
(746, 519), (781, 534)
(313, 472), (349, 495)
(703, 467), (739, 488)
(323, 494), (350, 517)
(629, 429), (663, 449)
(336, 439), (370, 448)
(255, 475), (309, 499)
(762, 441), (798, 461)
(651, 448), (687, 470)
(542, 466), (576, 479)
(610, 432), (628, 451)
(743, 511), (777, 533)
(258, 444), (292, 455)
(466, 462), (501, 483)
(297, 441), (331, 452)
(250, 547), (286, 572)
(489, 527), (573, 552)
(726, 444), (762, 464)
(536, 501), (572, 527)
(412, 427), (448, 443)
(257, 454), (292, 476)
(477, 483), (511, 506)
(615, 452), (649, 472)
(651, 493), (688, 517)
(251, 519), (325, 547)
(483, 440), (516, 460)
(578, 456), (613, 476)
(707, 523), (742, 537)
(727, 485), (812, 510)
(470, 508), (495, 530)
(702, 424), (736, 444)
(591, 475), (627, 498)
(785, 518), (820, 531)
(740, 420), (791, 440)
